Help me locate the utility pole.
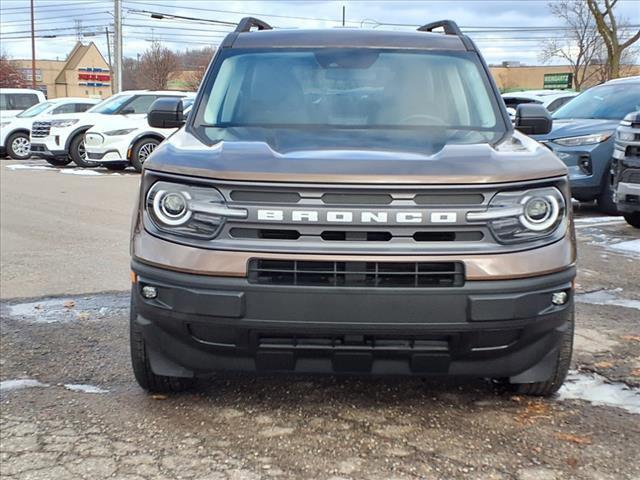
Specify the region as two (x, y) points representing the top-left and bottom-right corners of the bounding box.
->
(114, 0), (122, 92)
(30, 0), (36, 89)
(105, 27), (113, 94)
(342, 5), (345, 27)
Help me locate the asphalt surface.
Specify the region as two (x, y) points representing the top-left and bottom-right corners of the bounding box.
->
(1, 159), (639, 480)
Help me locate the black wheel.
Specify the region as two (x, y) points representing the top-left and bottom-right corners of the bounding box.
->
(509, 305), (574, 397)
(131, 137), (161, 173)
(597, 173), (619, 215)
(130, 292), (194, 393)
(105, 164), (127, 171)
(69, 133), (98, 168)
(624, 212), (640, 228)
(6, 132), (31, 160)
(45, 157), (73, 167)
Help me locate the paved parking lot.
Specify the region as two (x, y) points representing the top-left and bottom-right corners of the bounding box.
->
(1, 159), (639, 480)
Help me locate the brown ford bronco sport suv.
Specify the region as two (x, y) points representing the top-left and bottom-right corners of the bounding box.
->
(130, 18), (576, 396)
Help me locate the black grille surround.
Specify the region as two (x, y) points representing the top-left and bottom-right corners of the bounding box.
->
(248, 259), (465, 288)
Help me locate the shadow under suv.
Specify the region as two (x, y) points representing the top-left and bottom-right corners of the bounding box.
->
(129, 18), (576, 397)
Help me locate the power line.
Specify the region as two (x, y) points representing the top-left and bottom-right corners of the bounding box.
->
(0, 9), (112, 25)
(0, 1), (108, 14)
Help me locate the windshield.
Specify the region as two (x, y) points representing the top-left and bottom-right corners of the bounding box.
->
(88, 94), (133, 114)
(16, 101), (53, 118)
(553, 84), (640, 120)
(195, 49), (505, 150)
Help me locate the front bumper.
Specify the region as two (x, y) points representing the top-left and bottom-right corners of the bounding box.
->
(85, 132), (128, 162)
(540, 140), (614, 200)
(614, 181), (640, 213)
(132, 259), (575, 381)
(30, 142), (67, 161)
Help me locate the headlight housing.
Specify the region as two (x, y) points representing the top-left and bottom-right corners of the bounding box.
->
(146, 181), (247, 239)
(104, 128), (136, 136)
(467, 187), (566, 243)
(553, 132), (612, 146)
(50, 119), (79, 128)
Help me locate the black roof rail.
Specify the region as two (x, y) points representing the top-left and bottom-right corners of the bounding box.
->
(417, 20), (463, 37)
(235, 17), (273, 33)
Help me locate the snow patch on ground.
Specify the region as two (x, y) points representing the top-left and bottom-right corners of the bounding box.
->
(5, 164), (55, 171)
(64, 384), (109, 394)
(59, 169), (106, 176)
(576, 289), (640, 311)
(4, 293), (129, 324)
(574, 216), (624, 225)
(5, 163), (124, 176)
(558, 371), (640, 415)
(608, 239), (640, 255)
(7, 298), (83, 323)
(0, 379), (49, 392)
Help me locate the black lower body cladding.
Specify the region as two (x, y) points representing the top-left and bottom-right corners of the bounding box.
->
(131, 260), (575, 384)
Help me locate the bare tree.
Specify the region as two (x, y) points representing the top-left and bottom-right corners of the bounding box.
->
(179, 47), (215, 90)
(540, 0), (602, 91)
(0, 53), (27, 88)
(592, 42), (639, 83)
(137, 41), (179, 90)
(122, 57), (141, 90)
(586, 0), (640, 79)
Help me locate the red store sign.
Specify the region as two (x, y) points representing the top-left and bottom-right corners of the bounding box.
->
(78, 73), (111, 81)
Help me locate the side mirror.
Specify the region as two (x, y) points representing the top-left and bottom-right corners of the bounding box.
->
(148, 98), (184, 129)
(515, 104), (552, 135)
(120, 107), (135, 115)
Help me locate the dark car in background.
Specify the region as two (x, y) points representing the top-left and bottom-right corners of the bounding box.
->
(533, 76), (640, 214)
(612, 111), (640, 228)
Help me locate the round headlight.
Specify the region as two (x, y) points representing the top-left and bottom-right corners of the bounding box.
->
(152, 190), (192, 226)
(520, 195), (559, 231)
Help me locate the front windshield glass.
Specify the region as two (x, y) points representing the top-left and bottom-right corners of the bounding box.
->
(553, 84), (640, 120)
(88, 94), (133, 114)
(195, 49), (505, 151)
(17, 101), (53, 118)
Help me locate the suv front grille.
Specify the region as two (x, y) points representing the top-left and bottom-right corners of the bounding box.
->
(31, 121), (51, 138)
(620, 168), (640, 184)
(248, 259), (464, 288)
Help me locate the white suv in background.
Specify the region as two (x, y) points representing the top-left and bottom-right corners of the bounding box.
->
(0, 88), (46, 121)
(30, 90), (193, 167)
(1, 97), (98, 160)
(502, 90), (578, 120)
(84, 96), (195, 172)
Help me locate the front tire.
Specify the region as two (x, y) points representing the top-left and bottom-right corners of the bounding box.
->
(509, 305), (574, 397)
(69, 133), (98, 168)
(45, 157), (73, 167)
(6, 132), (31, 160)
(597, 174), (619, 215)
(624, 212), (640, 228)
(130, 292), (194, 393)
(131, 137), (161, 173)
(105, 164), (127, 171)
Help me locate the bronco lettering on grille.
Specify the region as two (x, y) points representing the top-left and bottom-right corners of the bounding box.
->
(256, 209), (458, 224)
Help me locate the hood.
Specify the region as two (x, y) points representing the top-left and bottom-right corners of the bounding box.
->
(38, 111), (107, 125)
(2, 116), (34, 129)
(535, 118), (620, 141)
(144, 129), (568, 185)
(86, 115), (142, 134)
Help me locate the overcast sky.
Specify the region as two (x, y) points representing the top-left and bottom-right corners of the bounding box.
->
(1, 0), (639, 66)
